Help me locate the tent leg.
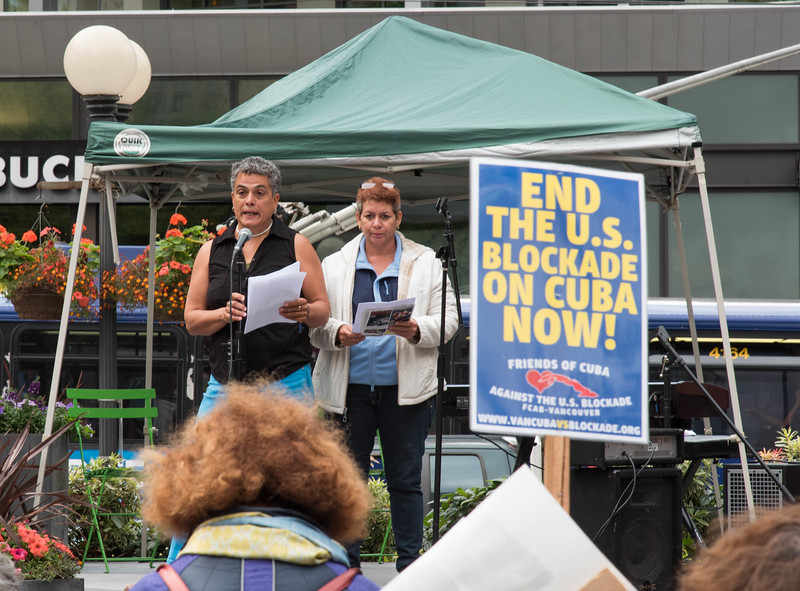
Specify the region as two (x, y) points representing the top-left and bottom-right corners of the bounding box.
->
(693, 146), (756, 520)
(36, 162), (95, 497)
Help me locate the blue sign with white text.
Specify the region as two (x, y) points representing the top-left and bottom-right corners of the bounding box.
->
(469, 158), (648, 443)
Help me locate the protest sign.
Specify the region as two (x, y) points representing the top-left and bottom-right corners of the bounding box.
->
(469, 158), (647, 443)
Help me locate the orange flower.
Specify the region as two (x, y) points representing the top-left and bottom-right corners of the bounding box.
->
(165, 228), (183, 238)
(21, 230), (37, 243)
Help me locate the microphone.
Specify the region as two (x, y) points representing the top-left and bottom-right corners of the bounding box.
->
(232, 228), (252, 257)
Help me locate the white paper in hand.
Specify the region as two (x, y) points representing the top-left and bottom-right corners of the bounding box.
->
(382, 467), (635, 591)
(243, 262), (306, 334)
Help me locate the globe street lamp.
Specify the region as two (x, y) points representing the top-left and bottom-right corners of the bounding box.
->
(63, 25), (152, 456)
(117, 41), (153, 123)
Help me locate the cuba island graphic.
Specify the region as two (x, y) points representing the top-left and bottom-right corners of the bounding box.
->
(469, 158), (648, 443)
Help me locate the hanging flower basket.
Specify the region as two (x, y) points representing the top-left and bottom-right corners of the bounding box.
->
(10, 290), (65, 320)
(153, 307), (182, 323)
(1, 223), (99, 319)
(104, 215), (215, 324)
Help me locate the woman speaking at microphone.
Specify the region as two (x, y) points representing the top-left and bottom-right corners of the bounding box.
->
(167, 157), (329, 564)
(184, 156), (329, 413)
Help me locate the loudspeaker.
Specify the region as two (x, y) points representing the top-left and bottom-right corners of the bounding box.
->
(570, 466), (682, 591)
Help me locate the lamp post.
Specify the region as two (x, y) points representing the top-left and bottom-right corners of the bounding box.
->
(64, 25), (152, 456)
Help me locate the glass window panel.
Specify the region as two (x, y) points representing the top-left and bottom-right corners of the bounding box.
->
(338, 1), (403, 7)
(126, 79), (230, 126)
(666, 191), (799, 299)
(666, 74), (798, 144)
(0, 81), (72, 141)
(0, 205), (73, 239)
(646, 200), (661, 297)
(168, 0), (295, 6)
(593, 75), (660, 96)
(115, 204), (233, 245)
(57, 0), (100, 8)
(238, 79), (278, 105)
(429, 454), (484, 494)
(4, 0), (29, 10)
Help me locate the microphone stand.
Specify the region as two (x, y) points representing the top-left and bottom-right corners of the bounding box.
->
(657, 326), (795, 503)
(228, 249), (247, 381)
(432, 197), (464, 543)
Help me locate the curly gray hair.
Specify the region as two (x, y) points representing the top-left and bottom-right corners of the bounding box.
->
(229, 156), (281, 194)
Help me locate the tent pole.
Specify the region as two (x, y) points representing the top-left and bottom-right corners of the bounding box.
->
(146, 202), (157, 391)
(693, 146), (756, 520)
(638, 43), (800, 100)
(670, 196), (724, 534)
(36, 162), (94, 497)
(139, 200), (158, 558)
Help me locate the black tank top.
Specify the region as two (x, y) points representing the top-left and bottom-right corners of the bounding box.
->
(206, 216), (312, 383)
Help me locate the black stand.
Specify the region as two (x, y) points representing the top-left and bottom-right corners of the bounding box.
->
(657, 326), (796, 504)
(228, 250), (247, 381)
(432, 197), (464, 543)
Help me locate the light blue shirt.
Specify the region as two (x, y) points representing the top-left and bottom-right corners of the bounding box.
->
(348, 235), (403, 387)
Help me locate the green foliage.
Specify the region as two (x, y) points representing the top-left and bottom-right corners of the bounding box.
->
(422, 478), (505, 550)
(361, 478), (395, 560)
(0, 229), (34, 292)
(155, 215), (214, 267)
(775, 427), (800, 461)
(0, 422), (80, 530)
(68, 454), (164, 559)
(0, 379), (93, 440)
(680, 459), (723, 560)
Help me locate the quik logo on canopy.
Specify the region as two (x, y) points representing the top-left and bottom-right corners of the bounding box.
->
(468, 158), (648, 444)
(114, 129), (150, 158)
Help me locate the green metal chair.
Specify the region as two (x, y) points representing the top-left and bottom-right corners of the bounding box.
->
(66, 388), (159, 573)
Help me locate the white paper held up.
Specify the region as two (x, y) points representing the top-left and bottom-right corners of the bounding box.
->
(243, 262), (306, 334)
(382, 467), (635, 591)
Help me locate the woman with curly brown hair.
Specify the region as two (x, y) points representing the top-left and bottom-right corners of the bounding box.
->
(677, 505), (800, 591)
(128, 381), (379, 591)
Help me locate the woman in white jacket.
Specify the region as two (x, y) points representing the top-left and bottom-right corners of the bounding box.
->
(311, 178), (457, 572)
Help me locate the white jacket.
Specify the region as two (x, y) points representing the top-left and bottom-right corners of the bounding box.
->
(310, 233), (458, 414)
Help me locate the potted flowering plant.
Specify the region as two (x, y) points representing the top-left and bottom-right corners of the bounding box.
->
(105, 214), (216, 322)
(1, 522), (82, 585)
(0, 416), (87, 588)
(0, 378), (94, 441)
(0, 224), (99, 320)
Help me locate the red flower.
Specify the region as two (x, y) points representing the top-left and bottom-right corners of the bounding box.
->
(20, 230), (37, 243)
(170, 213), (188, 226)
(165, 228), (183, 238)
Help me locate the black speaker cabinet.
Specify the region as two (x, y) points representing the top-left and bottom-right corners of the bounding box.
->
(570, 466), (682, 591)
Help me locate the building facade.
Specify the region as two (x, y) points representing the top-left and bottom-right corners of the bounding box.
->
(2, 5), (799, 300)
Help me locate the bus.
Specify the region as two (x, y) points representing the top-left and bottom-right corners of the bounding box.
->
(3, 297), (800, 453)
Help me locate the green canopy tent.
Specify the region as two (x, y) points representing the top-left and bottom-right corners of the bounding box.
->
(42, 15), (754, 510)
(81, 15), (700, 205)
